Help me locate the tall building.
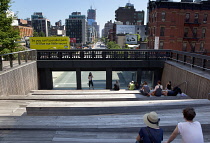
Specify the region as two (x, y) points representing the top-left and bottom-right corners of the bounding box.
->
(65, 12), (87, 44)
(31, 12), (51, 37)
(87, 7), (100, 39)
(103, 20), (114, 38)
(87, 6), (96, 20)
(147, 0), (210, 54)
(115, 3), (144, 25)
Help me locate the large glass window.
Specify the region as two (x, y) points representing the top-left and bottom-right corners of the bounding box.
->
(160, 27), (165, 36)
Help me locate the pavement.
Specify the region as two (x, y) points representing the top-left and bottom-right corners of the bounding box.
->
(0, 90), (210, 143)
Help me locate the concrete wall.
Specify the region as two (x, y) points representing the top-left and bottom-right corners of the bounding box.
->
(162, 62), (210, 99)
(0, 61), (38, 95)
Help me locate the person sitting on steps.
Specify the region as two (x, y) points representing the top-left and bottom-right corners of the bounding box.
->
(128, 81), (135, 90)
(113, 80), (120, 91)
(150, 81), (163, 97)
(140, 81), (150, 96)
(163, 86), (182, 96)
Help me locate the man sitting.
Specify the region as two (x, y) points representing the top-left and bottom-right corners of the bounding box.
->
(140, 81), (150, 96)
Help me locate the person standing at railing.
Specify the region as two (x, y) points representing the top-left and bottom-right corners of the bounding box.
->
(88, 72), (94, 89)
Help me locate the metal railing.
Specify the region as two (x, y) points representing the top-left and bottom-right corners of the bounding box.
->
(0, 49), (37, 71)
(2, 49), (209, 72)
(170, 50), (210, 71)
(37, 49), (172, 61)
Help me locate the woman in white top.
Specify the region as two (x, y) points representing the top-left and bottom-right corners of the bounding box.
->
(165, 107), (204, 143)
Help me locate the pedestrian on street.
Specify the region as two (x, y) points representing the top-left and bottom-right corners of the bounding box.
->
(88, 72), (94, 89)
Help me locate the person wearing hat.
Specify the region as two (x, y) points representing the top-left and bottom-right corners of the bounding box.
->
(136, 111), (163, 143)
(165, 107), (204, 143)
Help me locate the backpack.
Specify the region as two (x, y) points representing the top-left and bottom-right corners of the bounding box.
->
(155, 86), (162, 96)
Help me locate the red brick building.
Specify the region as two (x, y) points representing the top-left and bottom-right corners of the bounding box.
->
(147, 0), (210, 54)
(14, 26), (33, 39)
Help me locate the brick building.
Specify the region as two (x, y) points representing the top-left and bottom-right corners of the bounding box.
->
(115, 3), (144, 25)
(147, 0), (210, 54)
(15, 26), (33, 39)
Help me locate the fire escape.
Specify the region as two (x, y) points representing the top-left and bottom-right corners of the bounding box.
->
(183, 16), (200, 53)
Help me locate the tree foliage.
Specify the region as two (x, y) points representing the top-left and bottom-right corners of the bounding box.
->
(0, 0), (20, 54)
(107, 41), (121, 49)
(33, 31), (45, 37)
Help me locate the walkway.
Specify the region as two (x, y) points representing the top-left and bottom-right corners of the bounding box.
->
(0, 90), (209, 143)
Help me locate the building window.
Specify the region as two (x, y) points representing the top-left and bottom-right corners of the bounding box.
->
(185, 13), (190, 22)
(155, 12), (157, 21)
(200, 42), (204, 51)
(159, 41), (164, 49)
(161, 12), (166, 21)
(154, 27), (156, 36)
(184, 28), (188, 37)
(182, 43), (187, 51)
(202, 28), (206, 38)
(194, 13), (199, 23)
(160, 27), (165, 36)
(193, 28), (197, 38)
(203, 14), (207, 23)
(191, 43), (196, 52)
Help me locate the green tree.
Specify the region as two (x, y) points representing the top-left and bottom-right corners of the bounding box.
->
(39, 31), (45, 37)
(33, 31), (39, 37)
(107, 41), (121, 49)
(0, 0), (20, 54)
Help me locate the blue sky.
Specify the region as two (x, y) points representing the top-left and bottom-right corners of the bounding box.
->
(11, 0), (180, 32)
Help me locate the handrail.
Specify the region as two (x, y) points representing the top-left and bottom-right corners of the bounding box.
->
(174, 81), (188, 94)
(0, 49), (37, 71)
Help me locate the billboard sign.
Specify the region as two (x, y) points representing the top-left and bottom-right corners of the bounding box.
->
(116, 25), (135, 34)
(30, 37), (70, 50)
(125, 35), (137, 44)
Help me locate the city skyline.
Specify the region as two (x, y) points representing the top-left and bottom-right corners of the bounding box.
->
(10, 0), (178, 33)
(11, 0), (147, 28)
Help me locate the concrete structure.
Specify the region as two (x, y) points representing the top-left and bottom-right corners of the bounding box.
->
(115, 3), (144, 25)
(0, 62), (38, 95)
(65, 12), (87, 45)
(147, 0), (210, 55)
(31, 12), (51, 37)
(162, 61), (210, 99)
(0, 90), (210, 142)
